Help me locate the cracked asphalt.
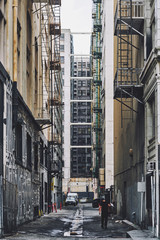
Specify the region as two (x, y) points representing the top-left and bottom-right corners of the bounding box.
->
(1, 203), (134, 239)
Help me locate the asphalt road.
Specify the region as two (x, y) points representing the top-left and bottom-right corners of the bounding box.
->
(1, 203), (134, 239)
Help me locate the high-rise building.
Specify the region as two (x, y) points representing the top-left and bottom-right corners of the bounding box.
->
(61, 29), (73, 195)
(61, 29), (93, 198)
(113, 0), (160, 237)
(70, 56), (93, 198)
(0, 0), (62, 235)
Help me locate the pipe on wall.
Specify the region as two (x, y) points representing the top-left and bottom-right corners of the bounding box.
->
(13, 0), (18, 82)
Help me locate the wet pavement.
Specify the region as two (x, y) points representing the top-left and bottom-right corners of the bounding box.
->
(1, 203), (135, 239)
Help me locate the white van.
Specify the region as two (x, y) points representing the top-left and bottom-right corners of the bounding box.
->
(67, 193), (78, 204)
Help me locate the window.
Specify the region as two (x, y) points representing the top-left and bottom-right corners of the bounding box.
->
(60, 33), (64, 40)
(148, 95), (155, 138)
(78, 62), (82, 68)
(45, 182), (48, 202)
(34, 142), (38, 172)
(61, 68), (64, 75)
(15, 124), (22, 163)
(27, 133), (32, 169)
(61, 56), (64, 64)
(60, 45), (64, 52)
(45, 147), (47, 168)
(40, 139), (43, 165)
(82, 62), (86, 68)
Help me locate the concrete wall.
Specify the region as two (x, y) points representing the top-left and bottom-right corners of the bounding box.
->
(61, 29), (71, 193)
(113, 0), (145, 225)
(102, 0), (114, 190)
(0, 0), (59, 234)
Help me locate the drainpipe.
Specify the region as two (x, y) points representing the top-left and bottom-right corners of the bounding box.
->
(0, 82), (4, 237)
(13, 0), (18, 82)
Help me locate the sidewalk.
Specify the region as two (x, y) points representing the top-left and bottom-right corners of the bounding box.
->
(123, 220), (157, 239)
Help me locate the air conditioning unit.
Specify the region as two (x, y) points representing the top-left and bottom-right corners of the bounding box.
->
(147, 161), (156, 171)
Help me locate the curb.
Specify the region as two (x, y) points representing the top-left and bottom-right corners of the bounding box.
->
(122, 219), (140, 230)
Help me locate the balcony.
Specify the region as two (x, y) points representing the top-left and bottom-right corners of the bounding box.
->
(49, 134), (61, 145)
(114, 68), (143, 99)
(33, 0), (61, 5)
(93, 0), (101, 3)
(92, 144), (102, 151)
(50, 161), (60, 175)
(93, 74), (102, 86)
(114, 0), (144, 35)
(49, 96), (62, 106)
(50, 60), (61, 71)
(93, 106), (102, 113)
(93, 20), (102, 33)
(35, 108), (51, 126)
(93, 47), (102, 59)
(93, 123), (102, 132)
(50, 23), (61, 35)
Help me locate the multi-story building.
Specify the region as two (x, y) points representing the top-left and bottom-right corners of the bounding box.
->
(113, 0), (160, 237)
(101, 0), (114, 196)
(92, 0), (114, 200)
(113, 0), (145, 228)
(140, 0), (160, 236)
(61, 30), (93, 198)
(70, 56), (93, 198)
(61, 29), (73, 195)
(91, 0), (103, 198)
(0, 0), (62, 236)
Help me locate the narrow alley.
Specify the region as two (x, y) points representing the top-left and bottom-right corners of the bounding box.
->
(1, 203), (134, 240)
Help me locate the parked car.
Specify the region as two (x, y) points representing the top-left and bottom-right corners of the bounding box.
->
(67, 193), (78, 205)
(80, 197), (88, 203)
(65, 196), (77, 206)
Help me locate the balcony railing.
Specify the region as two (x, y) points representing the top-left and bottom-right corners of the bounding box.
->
(114, 68), (141, 89)
(114, 0), (144, 30)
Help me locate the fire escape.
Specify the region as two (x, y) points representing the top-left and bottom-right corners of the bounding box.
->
(92, 0), (102, 180)
(114, 0), (144, 127)
(32, 0), (62, 208)
(49, 0), (62, 178)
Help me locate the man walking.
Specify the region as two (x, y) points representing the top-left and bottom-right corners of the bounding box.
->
(101, 199), (108, 229)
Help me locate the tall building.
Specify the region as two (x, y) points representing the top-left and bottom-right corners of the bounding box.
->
(91, 0), (103, 198)
(61, 29), (93, 198)
(113, 0), (145, 228)
(70, 56), (93, 198)
(61, 29), (73, 195)
(101, 0), (114, 194)
(0, 0), (62, 235)
(113, 0), (160, 237)
(140, 0), (160, 236)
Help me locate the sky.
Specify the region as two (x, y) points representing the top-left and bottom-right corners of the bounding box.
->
(61, 0), (92, 54)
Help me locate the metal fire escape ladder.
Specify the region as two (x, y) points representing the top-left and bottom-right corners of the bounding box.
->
(32, 0), (61, 129)
(114, 0), (144, 127)
(92, 0), (102, 179)
(49, 0), (62, 176)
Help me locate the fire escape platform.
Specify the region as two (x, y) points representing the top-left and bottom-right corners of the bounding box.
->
(32, 0), (61, 5)
(114, 18), (144, 35)
(114, 85), (143, 100)
(35, 118), (51, 126)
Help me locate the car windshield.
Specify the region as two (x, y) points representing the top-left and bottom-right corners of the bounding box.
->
(67, 197), (75, 201)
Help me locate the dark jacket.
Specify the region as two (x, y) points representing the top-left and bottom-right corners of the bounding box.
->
(101, 201), (108, 216)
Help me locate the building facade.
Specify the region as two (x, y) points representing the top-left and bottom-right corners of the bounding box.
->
(113, 0), (145, 227)
(113, 0), (160, 237)
(91, 0), (114, 199)
(140, 0), (160, 236)
(61, 30), (94, 198)
(0, 0), (62, 236)
(61, 29), (73, 195)
(70, 56), (93, 198)
(101, 0), (114, 195)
